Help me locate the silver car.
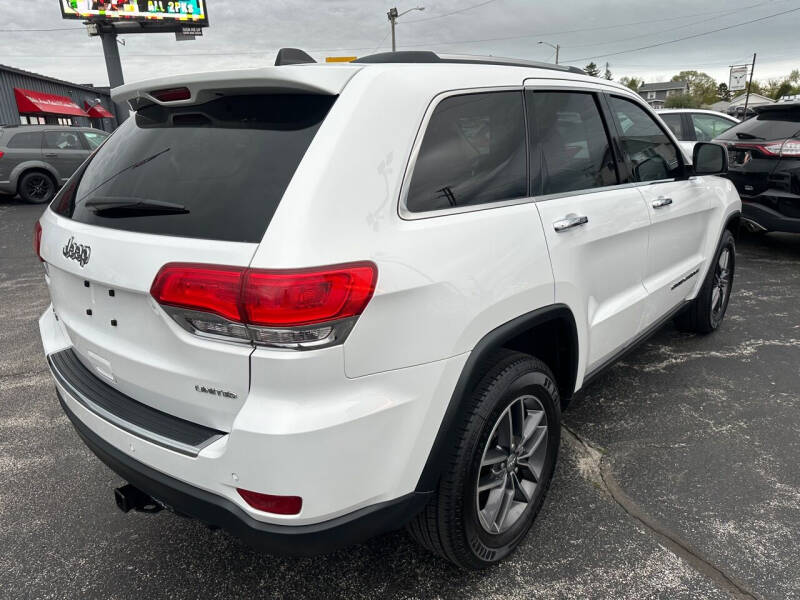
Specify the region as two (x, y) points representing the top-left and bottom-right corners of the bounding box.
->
(0, 125), (109, 204)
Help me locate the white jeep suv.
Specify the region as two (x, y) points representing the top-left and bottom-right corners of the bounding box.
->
(36, 50), (740, 569)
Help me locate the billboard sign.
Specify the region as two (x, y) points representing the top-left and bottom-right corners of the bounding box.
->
(59, 1), (208, 26)
(729, 66), (748, 92)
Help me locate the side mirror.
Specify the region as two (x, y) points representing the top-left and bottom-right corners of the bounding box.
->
(693, 142), (728, 175)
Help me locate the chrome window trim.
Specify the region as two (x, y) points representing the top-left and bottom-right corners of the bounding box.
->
(397, 84), (681, 220)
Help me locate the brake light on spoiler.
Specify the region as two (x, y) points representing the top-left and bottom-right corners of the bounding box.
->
(150, 262), (377, 349)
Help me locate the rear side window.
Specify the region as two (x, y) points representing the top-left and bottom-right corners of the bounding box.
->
(660, 113), (684, 139)
(715, 110), (800, 141)
(609, 96), (682, 182)
(405, 91), (527, 213)
(528, 91), (618, 196)
(51, 94), (335, 243)
(690, 113), (735, 141)
(44, 131), (86, 150)
(82, 131), (108, 149)
(7, 131), (43, 149)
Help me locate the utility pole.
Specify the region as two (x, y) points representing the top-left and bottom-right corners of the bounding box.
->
(537, 41), (559, 64)
(743, 53), (757, 118)
(387, 6), (425, 52)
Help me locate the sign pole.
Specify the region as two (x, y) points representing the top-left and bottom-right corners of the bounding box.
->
(743, 53), (757, 118)
(99, 30), (128, 123)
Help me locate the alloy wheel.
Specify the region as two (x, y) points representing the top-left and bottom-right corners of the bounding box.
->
(710, 246), (732, 325)
(476, 395), (548, 534)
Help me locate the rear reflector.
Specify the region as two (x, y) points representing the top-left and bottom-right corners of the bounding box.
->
(150, 261), (377, 348)
(150, 87), (191, 102)
(33, 221), (43, 261)
(237, 489), (302, 515)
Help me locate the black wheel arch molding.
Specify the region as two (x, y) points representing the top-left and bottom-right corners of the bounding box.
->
(414, 303), (578, 494)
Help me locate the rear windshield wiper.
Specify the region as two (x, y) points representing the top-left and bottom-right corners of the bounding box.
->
(85, 197), (189, 215)
(735, 132), (764, 140)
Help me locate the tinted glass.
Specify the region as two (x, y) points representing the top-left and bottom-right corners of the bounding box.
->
(528, 91), (617, 195)
(691, 114), (735, 141)
(660, 113), (684, 139)
(82, 131), (109, 149)
(406, 91), (526, 212)
(609, 96), (682, 182)
(44, 131), (85, 150)
(7, 131), (43, 149)
(52, 94), (335, 243)
(715, 109), (800, 141)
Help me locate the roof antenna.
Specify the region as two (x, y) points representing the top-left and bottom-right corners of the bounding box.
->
(275, 48), (317, 66)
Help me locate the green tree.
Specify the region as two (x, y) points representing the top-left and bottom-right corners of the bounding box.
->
(664, 93), (700, 109)
(619, 76), (643, 91)
(772, 81), (794, 100)
(716, 82), (730, 101)
(584, 62), (600, 77)
(671, 70), (718, 105)
(603, 63), (613, 80)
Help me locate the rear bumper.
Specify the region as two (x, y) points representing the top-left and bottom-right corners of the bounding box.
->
(742, 197), (800, 233)
(58, 390), (429, 554)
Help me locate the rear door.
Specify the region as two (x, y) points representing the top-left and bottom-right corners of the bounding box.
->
(0, 130), (44, 184)
(527, 88), (651, 371)
(41, 92), (335, 431)
(605, 95), (715, 326)
(42, 130), (90, 183)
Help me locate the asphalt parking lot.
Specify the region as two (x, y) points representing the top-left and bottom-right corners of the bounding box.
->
(1, 196), (798, 600)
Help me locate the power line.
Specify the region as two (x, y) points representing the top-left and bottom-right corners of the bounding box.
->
(562, 6), (800, 63)
(402, 0), (500, 23)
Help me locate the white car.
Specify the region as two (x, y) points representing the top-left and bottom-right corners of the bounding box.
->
(657, 108), (739, 157)
(36, 50), (741, 569)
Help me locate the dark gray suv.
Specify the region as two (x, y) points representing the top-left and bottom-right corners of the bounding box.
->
(0, 125), (109, 204)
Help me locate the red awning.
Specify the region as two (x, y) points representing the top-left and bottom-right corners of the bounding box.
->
(14, 87), (88, 117)
(84, 101), (114, 118)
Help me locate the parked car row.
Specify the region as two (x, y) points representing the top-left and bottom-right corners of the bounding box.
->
(0, 125), (109, 204)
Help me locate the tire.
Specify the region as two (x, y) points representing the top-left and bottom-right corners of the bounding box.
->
(674, 229), (735, 334)
(18, 171), (57, 204)
(407, 350), (561, 569)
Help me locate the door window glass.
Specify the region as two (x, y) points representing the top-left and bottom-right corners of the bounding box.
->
(44, 131), (85, 150)
(691, 113), (736, 141)
(406, 91), (527, 212)
(609, 96), (683, 182)
(528, 91), (618, 195)
(82, 131), (109, 149)
(660, 113), (684, 139)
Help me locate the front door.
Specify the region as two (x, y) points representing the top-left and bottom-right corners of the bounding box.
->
(527, 88), (652, 372)
(605, 95), (715, 327)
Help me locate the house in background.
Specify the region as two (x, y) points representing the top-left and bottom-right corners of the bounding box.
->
(727, 92), (774, 118)
(637, 81), (690, 109)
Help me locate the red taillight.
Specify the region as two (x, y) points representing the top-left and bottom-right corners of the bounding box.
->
(734, 139), (800, 157)
(243, 263), (377, 326)
(237, 489), (302, 515)
(33, 221), (43, 261)
(150, 87), (191, 102)
(150, 263), (244, 322)
(150, 262), (377, 346)
(0, 150), (5, 159)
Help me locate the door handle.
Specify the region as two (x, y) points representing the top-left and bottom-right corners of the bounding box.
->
(44, 153), (57, 158)
(553, 215), (589, 232)
(652, 197), (673, 208)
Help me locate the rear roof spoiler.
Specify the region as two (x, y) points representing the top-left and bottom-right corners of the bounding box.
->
(275, 48), (316, 66)
(112, 65), (359, 109)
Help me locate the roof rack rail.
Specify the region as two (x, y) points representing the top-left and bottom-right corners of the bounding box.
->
(352, 51), (585, 74)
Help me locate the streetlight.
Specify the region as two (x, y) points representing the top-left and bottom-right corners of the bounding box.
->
(538, 41), (560, 65)
(387, 6), (425, 52)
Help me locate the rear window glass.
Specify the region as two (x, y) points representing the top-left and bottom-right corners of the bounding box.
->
(51, 94), (335, 243)
(716, 110), (800, 141)
(7, 131), (43, 148)
(82, 131), (108, 149)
